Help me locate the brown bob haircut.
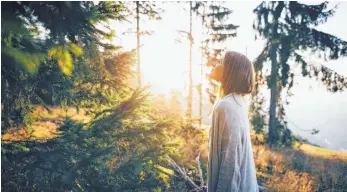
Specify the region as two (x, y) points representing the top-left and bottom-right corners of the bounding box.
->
(221, 51), (255, 96)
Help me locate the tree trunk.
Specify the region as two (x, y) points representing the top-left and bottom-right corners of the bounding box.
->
(187, 1), (193, 119)
(199, 70), (203, 128)
(268, 23), (279, 146)
(199, 5), (205, 128)
(136, 2), (141, 86)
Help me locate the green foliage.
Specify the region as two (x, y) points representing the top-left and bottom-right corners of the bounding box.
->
(250, 95), (267, 135)
(1, 1), (128, 130)
(2, 46), (45, 74)
(1, 88), (180, 191)
(1, 3), (176, 190)
(1, 83), (210, 191)
(1, 3), (204, 186)
(48, 43), (84, 75)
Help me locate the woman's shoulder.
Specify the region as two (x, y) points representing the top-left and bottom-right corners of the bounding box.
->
(214, 95), (246, 112)
(214, 96), (240, 113)
(214, 98), (229, 111)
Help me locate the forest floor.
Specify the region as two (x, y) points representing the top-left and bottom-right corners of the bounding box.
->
(251, 135), (347, 191)
(2, 106), (90, 142)
(2, 106), (347, 191)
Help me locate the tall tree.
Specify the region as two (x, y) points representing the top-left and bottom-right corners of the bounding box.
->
(253, 1), (347, 145)
(199, 5), (205, 128)
(136, 1), (141, 86)
(129, 2), (162, 86)
(198, 2), (239, 127)
(182, 2), (238, 122)
(176, 2), (196, 120)
(187, 1), (194, 120)
(192, 2), (238, 108)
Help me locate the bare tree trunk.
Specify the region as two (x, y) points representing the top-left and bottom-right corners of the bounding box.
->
(187, 1), (193, 119)
(268, 22), (279, 146)
(136, 1), (141, 86)
(199, 5), (205, 128)
(199, 64), (203, 128)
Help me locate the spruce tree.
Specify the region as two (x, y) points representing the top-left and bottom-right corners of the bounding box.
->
(196, 2), (238, 104)
(1, 1), (128, 130)
(180, 2), (238, 123)
(253, 1), (347, 145)
(197, 2), (238, 127)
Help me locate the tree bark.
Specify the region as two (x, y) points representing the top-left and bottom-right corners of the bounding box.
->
(136, 2), (141, 86)
(199, 6), (205, 128)
(187, 1), (193, 119)
(268, 22), (279, 146)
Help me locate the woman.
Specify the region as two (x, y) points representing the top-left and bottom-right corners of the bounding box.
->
(208, 51), (258, 192)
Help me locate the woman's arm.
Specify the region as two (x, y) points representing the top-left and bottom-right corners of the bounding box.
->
(216, 107), (242, 192)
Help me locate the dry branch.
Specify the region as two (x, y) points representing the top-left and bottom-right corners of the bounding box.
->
(195, 153), (204, 186)
(165, 154), (199, 189)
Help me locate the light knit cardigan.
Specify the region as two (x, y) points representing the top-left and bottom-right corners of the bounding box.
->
(208, 94), (259, 192)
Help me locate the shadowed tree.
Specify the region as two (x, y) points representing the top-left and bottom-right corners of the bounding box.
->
(253, 1), (347, 145)
(1, 1), (128, 130)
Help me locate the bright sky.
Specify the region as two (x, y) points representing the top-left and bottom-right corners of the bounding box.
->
(112, 2), (347, 151)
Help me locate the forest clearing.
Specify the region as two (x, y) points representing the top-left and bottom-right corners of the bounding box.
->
(2, 1), (347, 191)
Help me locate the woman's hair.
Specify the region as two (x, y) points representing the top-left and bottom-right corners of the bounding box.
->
(220, 51), (255, 96)
(209, 51), (255, 118)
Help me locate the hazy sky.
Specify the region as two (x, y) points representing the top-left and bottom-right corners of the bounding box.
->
(113, 2), (347, 151)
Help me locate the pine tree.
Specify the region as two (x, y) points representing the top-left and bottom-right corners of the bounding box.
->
(2, 86), (184, 191)
(197, 2), (239, 127)
(253, 1), (347, 145)
(186, 1), (194, 120)
(1, 1), (128, 130)
(136, 1), (141, 85)
(195, 2), (238, 106)
(181, 2), (238, 122)
(125, 2), (162, 86)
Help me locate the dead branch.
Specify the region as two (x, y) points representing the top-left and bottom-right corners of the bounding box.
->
(195, 153), (204, 186)
(165, 154), (199, 189)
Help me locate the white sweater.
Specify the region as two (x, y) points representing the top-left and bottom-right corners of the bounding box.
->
(208, 94), (259, 192)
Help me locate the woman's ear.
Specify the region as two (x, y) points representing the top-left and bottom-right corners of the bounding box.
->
(209, 64), (223, 82)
